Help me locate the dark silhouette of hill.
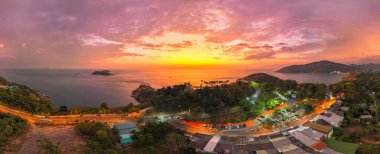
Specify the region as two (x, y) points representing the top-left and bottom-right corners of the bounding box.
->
(277, 60), (361, 73)
(240, 73), (283, 84)
(350, 63), (380, 71)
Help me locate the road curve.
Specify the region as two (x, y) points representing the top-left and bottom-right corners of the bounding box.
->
(0, 103), (139, 124)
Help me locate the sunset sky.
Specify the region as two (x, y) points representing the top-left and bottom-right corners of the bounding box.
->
(0, 0), (380, 69)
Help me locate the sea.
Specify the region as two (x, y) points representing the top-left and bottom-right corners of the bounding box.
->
(0, 68), (343, 107)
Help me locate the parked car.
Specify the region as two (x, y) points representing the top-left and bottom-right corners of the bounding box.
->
(258, 116), (265, 121)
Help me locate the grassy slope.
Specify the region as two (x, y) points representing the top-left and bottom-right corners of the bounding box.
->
(325, 138), (359, 154)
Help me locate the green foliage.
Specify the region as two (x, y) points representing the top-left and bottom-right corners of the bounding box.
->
(0, 113), (27, 149)
(128, 121), (195, 154)
(341, 132), (360, 143)
(273, 109), (282, 116)
(37, 139), (61, 154)
(58, 106), (68, 114)
(250, 104), (264, 118)
(131, 73), (327, 123)
(279, 80), (298, 91)
(249, 81), (259, 88)
(325, 137), (359, 154)
(332, 128), (343, 138)
(131, 84), (155, 104)
(296, 83), (326, 101)
(356, 144), (380, 154)
(333, 127), (360, 143)
(100, 103), (109, 110)
(242, 73), (297, 91)
(329, 72), (380, 126)
(297, 103), (314, 114)
(261, 118), (274, 128)
(265, 99), (279, 109)
(0, 77), (11, 86)
(75, 122), (119, 154)
(0, 76), (57, 114)
(99, 103), (110, 114)
(96, 130), (108, 141)
(132, 81), (255, 123)
(69, 103), (143, 114)
(121, 103), (140, 113)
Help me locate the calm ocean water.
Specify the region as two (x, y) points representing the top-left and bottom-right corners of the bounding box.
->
(0, 68), (343, 107)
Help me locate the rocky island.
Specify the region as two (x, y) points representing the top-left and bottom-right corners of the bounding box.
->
(91, 70), (113, 76)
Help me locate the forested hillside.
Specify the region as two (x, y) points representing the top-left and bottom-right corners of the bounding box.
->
(0, 76), (57, 114)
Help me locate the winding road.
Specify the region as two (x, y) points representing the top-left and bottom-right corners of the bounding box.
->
(1, 97), (336, 137)
(0, 103), (139, 124)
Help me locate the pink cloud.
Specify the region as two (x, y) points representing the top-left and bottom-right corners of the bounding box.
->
(117, 52), (143, 57)
(0, 0), (380, 68)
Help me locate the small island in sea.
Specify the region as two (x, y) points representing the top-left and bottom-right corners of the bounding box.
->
(91, 70), (113, 76)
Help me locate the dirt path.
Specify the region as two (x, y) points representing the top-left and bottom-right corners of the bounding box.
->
(361, 135), (380, 145)
(4, 124), (87, 154)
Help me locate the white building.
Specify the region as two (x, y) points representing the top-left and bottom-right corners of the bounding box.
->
(288, 126), (328, 152)
(313, 111), (344, 127)
(298, 126), (327, 140)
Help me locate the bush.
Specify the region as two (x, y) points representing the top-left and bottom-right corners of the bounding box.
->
(356, 144), (380, 154)
(75, 122), (119, 154)
(37, 139), (61, 154)
(132, 82), (255, 123)
(340, 132), (360, 143)
(332, 128), (343, 137)
(129, 121), (195, 153)
(0, 113), (27, 148)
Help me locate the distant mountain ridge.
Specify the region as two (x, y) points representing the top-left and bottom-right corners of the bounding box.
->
(350, 63), (380, 71)
(276, 60), (379, 73)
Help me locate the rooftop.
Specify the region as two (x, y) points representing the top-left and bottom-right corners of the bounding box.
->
(114, 122), (139, 134)
(359, 114), (373, 119)
(204, 135), (221, 152)
(311, 140), (327, 151)
(289, 131), (317, 146)
(114, 122), (137, 129)
(317, 111), (344, 126)
(120, 134), (133, 144)
(304, 121), (333, 134)
(300, 127), (327, 140)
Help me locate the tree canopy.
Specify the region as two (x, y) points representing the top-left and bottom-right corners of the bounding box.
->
(129, 121), (195, 154)
(75, 122), (119, 154)
(0, 113), (27, 151)
(132, 81), (255, 123)
(0, 76), (57, 114)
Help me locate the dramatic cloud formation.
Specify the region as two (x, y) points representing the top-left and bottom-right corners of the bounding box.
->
(0, 0), (379, 69)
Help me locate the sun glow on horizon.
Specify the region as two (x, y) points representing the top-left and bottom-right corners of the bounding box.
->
(107, 32), (244, 67)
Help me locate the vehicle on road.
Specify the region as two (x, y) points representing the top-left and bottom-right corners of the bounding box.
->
(258, 116), (265, 121)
